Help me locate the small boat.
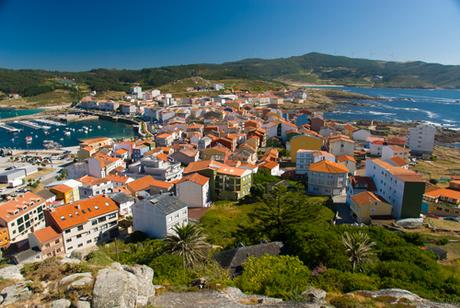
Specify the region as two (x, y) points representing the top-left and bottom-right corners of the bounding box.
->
(64, 131), (71, 136)
(60, 138), (64, 141)
(97, 125), (101, 129)
(25, 136), (33, 143)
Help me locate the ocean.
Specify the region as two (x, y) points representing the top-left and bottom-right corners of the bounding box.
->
(324, 87), (460, 130)
(0, 119), (138, 149)
(0, 107), (43, 119)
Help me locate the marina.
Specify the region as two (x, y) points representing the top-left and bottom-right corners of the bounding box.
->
(34, 118), (66, 126)
(0, 123), (22, 133)
(14, 120), (51, 130)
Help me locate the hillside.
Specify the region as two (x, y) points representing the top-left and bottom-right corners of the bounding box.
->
(1, 53), (460, 100)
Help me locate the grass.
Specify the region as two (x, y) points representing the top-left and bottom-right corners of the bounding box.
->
(0, 89), (73, 108)
(412, 146), (460, 181)
(200, 201), (258, 249)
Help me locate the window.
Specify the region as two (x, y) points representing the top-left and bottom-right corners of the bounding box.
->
(66, 239), (71, 243)
(77, 225), (83, 231)
(87, 240), (92, 244)
(76, 234), (82, 239)
(65, 229), (71, 234)
(78, 243), (83, 247)
(91, 220), (97, 226)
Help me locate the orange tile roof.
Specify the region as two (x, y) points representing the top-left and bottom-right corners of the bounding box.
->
(424, 188), (460, 201)
(260, 161), (279, 170)
(183, 160), (226, 174)
(50, 184), (73, 194)
(156, 153), (169, 161)
(336, 155), (356, 163)
(78, 175), (110, 186)
(389, 156), (408, 167)
(176, 173), (209, 186)
(0, 192), (46, 223)
(351, 191), (383, 207)
(309, 160), (349, 174)
(105, 174), (131, 184)
(127, 176), (173, 193)
(156, 133), (172, 139)
(47, 195), (118, 231)
(115, 148), (128, 155)
(216, 166), (249, 177)
(32, 226), (61, 245)
(80, 137), (112, 146)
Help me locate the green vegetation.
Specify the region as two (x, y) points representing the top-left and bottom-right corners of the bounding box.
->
(2, 52), (460, 103)
(235, 255), (310, 300)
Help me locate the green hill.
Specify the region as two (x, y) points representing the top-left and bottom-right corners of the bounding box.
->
(1, 53), (460, 99)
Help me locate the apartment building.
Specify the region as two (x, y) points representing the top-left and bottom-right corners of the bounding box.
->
(407, 123), (436, 155)
(365, 158), (425, 219)
(176, 173), (211, 208)
(133, 195), (188, 238)
(296, 150), (335, 175)
(45, 195), (119, 256)
(88, 153), (125, 178)
(78, 175), (114, 199)
(307, 160), (349, 196)
(381, 145), (410, 161)
(328, 135), (355, 157)
(28, 226), (65, 259)
(77, 137), (113, 159)
(132, 154), (183, 182)
(0, 192), (46, 244)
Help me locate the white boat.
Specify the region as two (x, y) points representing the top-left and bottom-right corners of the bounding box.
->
(64, 131), (71, 136)
(25, 136), (33, 143)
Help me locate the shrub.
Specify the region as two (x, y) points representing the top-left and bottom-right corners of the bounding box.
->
(314, 269), (379, 293)
(235, 255), (310, 300)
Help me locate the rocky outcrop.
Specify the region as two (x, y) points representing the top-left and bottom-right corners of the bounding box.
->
(0, 281), (33, 305)
(92, 263), (154, 308)
(302, 287), (327, 304)
(0, 264), (24, 281)
(59, 272), (94, 290)
(352, 288), (458, 308)
(49, 298), (71, 308)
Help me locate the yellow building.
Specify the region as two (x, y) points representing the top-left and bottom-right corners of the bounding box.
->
(50, 184), (75, 204)
(288, 133), (324, 162)
(350, 191), (392, 224)
(0, 227), (10, 248)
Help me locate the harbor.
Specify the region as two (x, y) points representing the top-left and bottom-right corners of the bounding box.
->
(0, 123), (22, 133)
(15, 120), (51, 130)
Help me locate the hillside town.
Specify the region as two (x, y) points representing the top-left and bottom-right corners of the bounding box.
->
(0, 83), (456, 265)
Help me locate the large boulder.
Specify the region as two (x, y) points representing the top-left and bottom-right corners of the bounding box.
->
(76, 300), (91, 308)
(92, 263), (154, 308)
(0, 281), (33, 305)
(49, 298), (71, 308)
(0, 265), (24, 281)
(302, 287), (327, 304)
(59, 272), (93, 290)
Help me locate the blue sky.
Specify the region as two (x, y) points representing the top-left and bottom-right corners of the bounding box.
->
(0, 0), (459, 71)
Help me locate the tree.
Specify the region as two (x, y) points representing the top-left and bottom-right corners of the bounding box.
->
(342, 231), (375, 273)
(164, 224), (209, 268)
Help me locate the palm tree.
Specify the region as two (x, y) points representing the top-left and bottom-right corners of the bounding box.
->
(342, 231), (375, 272)
(165, 224), (209, 268)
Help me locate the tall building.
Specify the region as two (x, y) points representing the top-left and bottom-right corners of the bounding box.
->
(365, 158), (425, 219)
(407, 123), (436, 155)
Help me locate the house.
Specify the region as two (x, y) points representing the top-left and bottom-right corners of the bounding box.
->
(296, 150), (335, 175)
(176, 173), (211, 208)
(200, 145), (231, 162)
(214, 242), (283, 276)
(407, 123), (436, 155)
(127, 175), (174, 196)
(369, 140), (385, 156)
(328, 135), (355, 156)
(381, 145), (410, 161)
(365, 158), (425, 219)
(28, 226), (65, 260)
(131, 154), (183, 182)
(346, 176), (377, 205)
(171, 148), (199, 165)
(119, 103), (137, 115)
(155, 133), (175, 147)
(88, 153), (125, 178)
(423, 188), (460, 217)
(307, 160), (349, 196)
(386, 156), (409, 169)
(259, 161), (282, 176)
(352, 129), (371, 142)
(77, 137), (113, 159)
(78, 175), (114, 199)
(0, 192), (46, 244)
(310, 114), (325, 132)
(350, 191), (393, 224)
(111, 192), (136, 217)
(49, 184), (76, 204)
(336, 155), (357, 175)
(287, 132), (324, 162)
(183, 160), (252, 201)
(45, 195), (119, 256)
(133, 195), (188, 238)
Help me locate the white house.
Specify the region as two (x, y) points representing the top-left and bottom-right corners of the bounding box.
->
(133, 195), (188, 238)
(407, 123), (436, 155)
(45, 195), (119, 256)
(381, 145), (410, 161)
(328, 135), (355, 156)
(369, 140), (384, 156)
(296, 150), (335, 175)
(336, 155), (357, 175)
(352, 129), (371, 142)
(176, 173), (211, 208)
(307, 160), (349, 196)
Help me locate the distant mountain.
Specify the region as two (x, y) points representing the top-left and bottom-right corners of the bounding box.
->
(1, 52), (460, 97)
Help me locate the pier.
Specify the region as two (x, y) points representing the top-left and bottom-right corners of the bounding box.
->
(15, 121), (51, 130)
(34, 118), (66, 126)
(0, 123), (22, 133)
